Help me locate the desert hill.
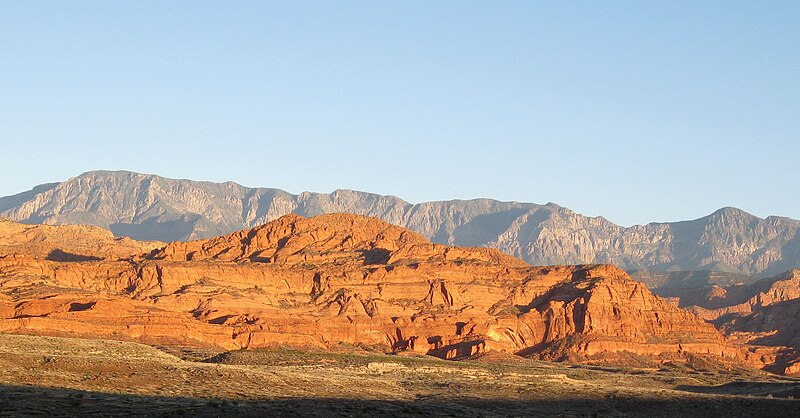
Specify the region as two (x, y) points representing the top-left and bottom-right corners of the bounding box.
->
(0, 218), (162, 261)
(2, 170), (800, 276)
(0, 214), (759, 371)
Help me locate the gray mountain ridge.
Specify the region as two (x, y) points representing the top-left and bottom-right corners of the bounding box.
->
(2, 170), (799, 277)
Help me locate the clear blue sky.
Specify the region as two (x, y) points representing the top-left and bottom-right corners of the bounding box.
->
(1, 1), (798, 226)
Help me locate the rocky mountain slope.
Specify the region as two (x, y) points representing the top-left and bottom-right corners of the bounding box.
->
(0, 215), (758, 370)
(2, 170), (799, 276)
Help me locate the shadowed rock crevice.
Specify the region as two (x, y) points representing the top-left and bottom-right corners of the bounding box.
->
(359, 248), (391, 265)
(46, 249), (102, 262)
(68, 302), (97, 312)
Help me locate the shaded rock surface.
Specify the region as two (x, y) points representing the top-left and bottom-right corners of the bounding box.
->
(655, 269), (800, 375)
(2, 171), (800, 276)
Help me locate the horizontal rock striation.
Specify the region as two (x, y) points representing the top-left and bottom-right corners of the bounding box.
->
(0, 214), (751, 370)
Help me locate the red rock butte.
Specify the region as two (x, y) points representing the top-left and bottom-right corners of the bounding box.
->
(0, 213), (770, 369)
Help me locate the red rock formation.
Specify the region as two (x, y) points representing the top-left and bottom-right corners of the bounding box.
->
(667, 270), (800, 373)
(0, 215), (754, 369)
(0, 219), (162, 261)
(689, 270), (800, 320)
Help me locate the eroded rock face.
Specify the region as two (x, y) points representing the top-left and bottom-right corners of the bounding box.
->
(0, 215), (748, 368)
(687, 270), (800, 320)
(662, 270), (800, 374)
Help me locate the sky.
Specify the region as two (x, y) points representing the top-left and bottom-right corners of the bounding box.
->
(1, 1), (798, 226)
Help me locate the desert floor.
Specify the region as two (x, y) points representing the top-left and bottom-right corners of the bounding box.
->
(0, 333), (799, 417)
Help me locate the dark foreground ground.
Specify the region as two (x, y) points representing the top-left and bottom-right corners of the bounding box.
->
(0, 334), (798, 417)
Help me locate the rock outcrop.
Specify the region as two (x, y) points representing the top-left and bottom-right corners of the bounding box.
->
(686, 270), (800, 320)
(653, 270), (800, 375)
(0, 219), (163, 261)
(2, 170), (799, 276)
(0, 215), (751, 370)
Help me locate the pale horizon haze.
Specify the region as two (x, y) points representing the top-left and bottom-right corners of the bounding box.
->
(1, 1), (798, 226)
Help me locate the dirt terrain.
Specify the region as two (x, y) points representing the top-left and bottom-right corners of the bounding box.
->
(1, 333), (798, 417)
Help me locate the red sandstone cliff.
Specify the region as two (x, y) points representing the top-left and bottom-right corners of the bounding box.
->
(0, 214), (759, 369)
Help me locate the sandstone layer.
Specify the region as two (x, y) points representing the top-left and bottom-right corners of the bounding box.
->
(0, 214), (756, 369)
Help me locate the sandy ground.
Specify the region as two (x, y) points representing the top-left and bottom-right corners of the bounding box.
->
(0, 333), (799, 417)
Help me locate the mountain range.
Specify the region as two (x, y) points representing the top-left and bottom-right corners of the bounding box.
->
(1, 170), (798, 277)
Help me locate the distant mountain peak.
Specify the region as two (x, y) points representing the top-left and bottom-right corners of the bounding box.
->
(710, 206), (756, 219)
